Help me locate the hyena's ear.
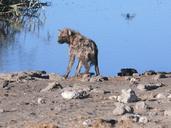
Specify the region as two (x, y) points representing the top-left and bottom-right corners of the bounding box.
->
(68, 29), (72, 36)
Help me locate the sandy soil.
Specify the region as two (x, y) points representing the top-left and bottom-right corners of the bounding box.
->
(0, 71), (171, 128)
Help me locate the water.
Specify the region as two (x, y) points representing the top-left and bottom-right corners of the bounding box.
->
(0, 0), (171, 76)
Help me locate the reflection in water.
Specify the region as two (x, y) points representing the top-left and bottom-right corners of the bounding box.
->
(0, 1), (49, 70)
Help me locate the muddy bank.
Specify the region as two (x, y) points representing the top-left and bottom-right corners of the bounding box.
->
(0, 71), (171, 128)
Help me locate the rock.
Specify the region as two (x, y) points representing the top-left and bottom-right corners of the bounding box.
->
(156, 93), (167, 99)
(108, 95), (118, 100)
(139, 116), (148, 123)
(148, 111), (158, 117)
(83, 119), (93, 127)
(129, 77), (140, 84)
(41, 82), (62, 92)
(135, 101), (148, 112)
(113, 103), (133, 116)
(118, 68), (138, 76)
(90, 76), (108, 82)
(121, 113), (148, 124)
(164, 110), (171, 116)
(29, 71), (48, 79)
(80, 74), (91, 82)
(121, 113), (140, 122)
(61, 89), (89, 100)
(117, 89), (139, 103)
(0, 109), (4, 113)
(167, 94), (171, 99)
(89, 119), (116, 128)
(143, 70), (157, 76)
(37, 98), (46, 104)
(137, 83), (162, 91)
(61, 90), (77, 100)
(0, 80), (11, 90)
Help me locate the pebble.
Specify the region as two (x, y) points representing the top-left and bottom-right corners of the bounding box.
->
(164, 110), (171, 116)
(156, 93), (167, 99)
(139, 116), (148, 123)
(37, 98), (46, 104)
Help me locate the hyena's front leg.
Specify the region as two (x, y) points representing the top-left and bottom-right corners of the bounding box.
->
(75, 60), (83, 77)
(64, 54), (75, 78)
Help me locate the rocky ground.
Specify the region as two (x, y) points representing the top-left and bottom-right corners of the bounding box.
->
(0, 71), (171, 128)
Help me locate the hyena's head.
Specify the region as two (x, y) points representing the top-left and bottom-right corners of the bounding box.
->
(58, 28), (73, 44)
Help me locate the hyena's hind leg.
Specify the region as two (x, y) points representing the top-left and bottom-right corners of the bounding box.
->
(84, 62), (90, 74)
(94, 55), (100, 76)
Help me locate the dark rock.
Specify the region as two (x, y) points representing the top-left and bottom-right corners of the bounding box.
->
(118, 68), (138, 76)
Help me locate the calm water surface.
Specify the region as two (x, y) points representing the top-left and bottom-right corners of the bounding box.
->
(0, 0), (171, 76)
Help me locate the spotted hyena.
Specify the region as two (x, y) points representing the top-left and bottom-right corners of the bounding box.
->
(58, 28), (100, 78)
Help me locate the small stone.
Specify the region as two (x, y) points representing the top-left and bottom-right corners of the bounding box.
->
(145, 83), (162, 90)
(156, 93), (167, 99)
(137, 83), (162, 91)
(90, 76), (108, 82)
(83, 119), (93, 127)
(113, 103), (126, 116)
(148, 112), (158, 117)
(81, 74), (91, 82)
(0, 109), (5, 113)
(164, 110), (171, 116)
(117, 89), (139, 103)
(129, 77), (140, 84)
(113, 103), (133, 116)
(135, 101), (148, 112)
(38, 98), (46, 104)
(61, 90), (77, 100)
(167, 94), (171, 99)
(61, 89), (89, 100)
(41, 82), (62, 92)
(139, 116), (148, 123)
(121, 114), (140, 122)
(108, 95), (118, 100)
